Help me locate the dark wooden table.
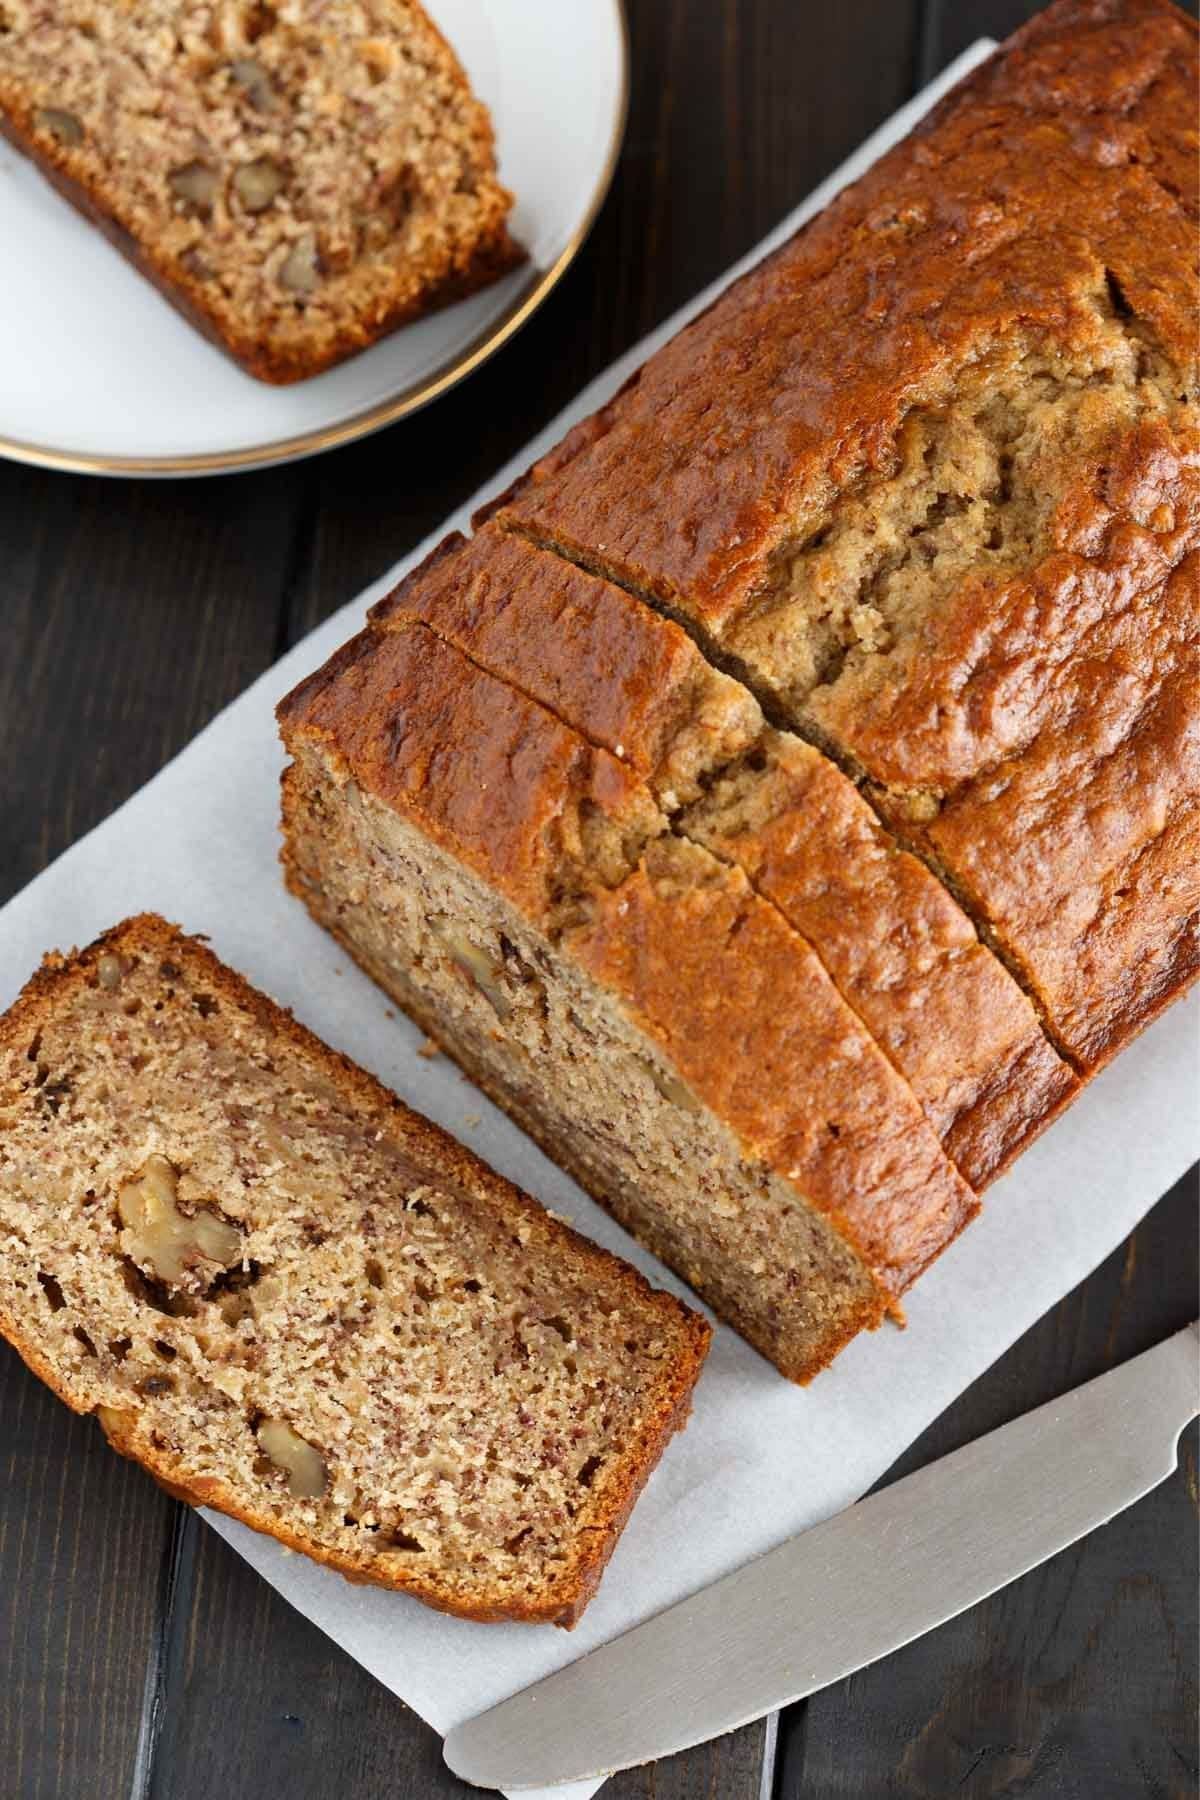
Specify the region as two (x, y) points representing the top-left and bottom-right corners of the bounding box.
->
(2, 3), (1197, 1796)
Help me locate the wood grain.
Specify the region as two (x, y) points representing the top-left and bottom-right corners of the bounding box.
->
(0, 461), (302, 904)
(0, 1352), (175, 1800)
(0, 2), (1195, 1797)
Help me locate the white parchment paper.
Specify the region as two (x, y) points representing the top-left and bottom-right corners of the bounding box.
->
(3, 43), (1196, 1799)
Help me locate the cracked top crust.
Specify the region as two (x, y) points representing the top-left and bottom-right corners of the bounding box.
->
(371, 524), (1076, 1185)
(492, 0), (1199, 1069)
(278, 615), (977, 1296)
(272, 0), (1196, 1382)
(497, 0), (1197, 630)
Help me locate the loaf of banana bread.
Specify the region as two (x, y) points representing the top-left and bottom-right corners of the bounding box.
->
(0, 1), (522, 381)
(278, 0), (1197, 1381)
(495, 0), (1199, 1069)
(0, 916), (709, 1626)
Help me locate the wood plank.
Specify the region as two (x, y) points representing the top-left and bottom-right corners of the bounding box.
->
(0, 461), (303, 904)
(775, 1168), (1199, 1799)
(0, 1349), (175, 1800)
(144, 1516), (452, 1800)
(151, 1519), (777, 1800)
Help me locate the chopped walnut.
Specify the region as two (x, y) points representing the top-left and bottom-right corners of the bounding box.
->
(169, 160), (219, 214)
(35, 107), (83, 145)
(257, 1418), (327, 1497)
(431, 921), (511, 1021)
(233, 157), (285, 212)
(117, 1155), (243, 1287)
(97, 954), (125, 991)
(279, 232), (320, 295)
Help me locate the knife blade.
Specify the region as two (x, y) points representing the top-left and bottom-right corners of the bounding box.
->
(444, 1320), (1199, 1791)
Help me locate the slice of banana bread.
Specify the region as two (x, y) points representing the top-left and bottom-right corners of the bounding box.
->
(0, 1), (522, 381)
(0, 916), (709, 1627)
(278, 617), (977, 1384)
(373, 525), (1077, 1187)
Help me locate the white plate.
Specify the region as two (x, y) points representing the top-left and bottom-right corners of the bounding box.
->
(0, 0), (627, 476)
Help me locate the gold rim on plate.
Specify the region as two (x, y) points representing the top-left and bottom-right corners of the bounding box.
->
(0, 1), (629, 479)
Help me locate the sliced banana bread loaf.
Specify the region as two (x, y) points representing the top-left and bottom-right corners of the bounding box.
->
(278, 616), (978, 1383)
(373, 526), (1077, 1187)
(0, 1), (521, 381)
(0, 916), (709, 1627)
(494, 0), (1200, 1069)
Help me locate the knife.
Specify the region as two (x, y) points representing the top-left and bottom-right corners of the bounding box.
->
(444, 1321), (1199, 1791)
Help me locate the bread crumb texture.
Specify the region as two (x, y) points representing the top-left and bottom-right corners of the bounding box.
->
(0, 0), (522, 379)
(0, 917), (708, 1626)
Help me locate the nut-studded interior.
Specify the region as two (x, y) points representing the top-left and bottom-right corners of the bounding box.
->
(0, 0), (517, 375)
(0, 930), (702, 1618)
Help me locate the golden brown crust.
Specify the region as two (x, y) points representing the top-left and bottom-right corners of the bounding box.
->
(568, 846), (978, 1294)
(683, 741), (1081, 1187)
(916, 626), (1200, 1071)
(278, 619), (977, 1303)
(829, 410), (1200, 1069)
(372, 525), (1078, 1187)
(272, 0), (1197, 1385)
(0, 914), (710, 1627)
(0, 3), (523, 384)
(278, 618), (662, 917)
(372, 526), (752, 791)
(500, 0), (1198, 616)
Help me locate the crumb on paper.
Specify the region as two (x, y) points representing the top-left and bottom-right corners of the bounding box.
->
(462, 1113), (481, 1129)
(416, 1037), (441, 1059)
(384, 1008), (395, 1020)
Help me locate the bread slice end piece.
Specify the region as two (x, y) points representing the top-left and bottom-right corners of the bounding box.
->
(0, 915), (709, 1627)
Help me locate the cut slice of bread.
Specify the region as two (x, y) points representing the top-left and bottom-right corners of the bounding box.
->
(0, 916), (709, 1627)
(0, 1), (523, 381)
